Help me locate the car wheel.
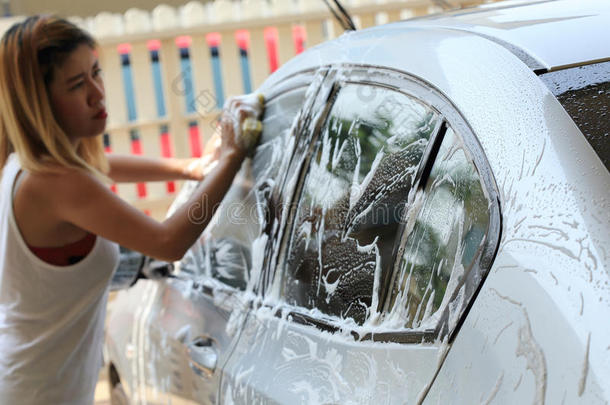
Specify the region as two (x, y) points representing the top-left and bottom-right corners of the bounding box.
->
(108, 364), (129, 405)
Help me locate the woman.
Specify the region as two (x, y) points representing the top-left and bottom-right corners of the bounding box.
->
(0, 15), (261, 404)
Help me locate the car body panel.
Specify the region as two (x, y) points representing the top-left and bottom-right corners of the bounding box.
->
(424, 249), (609, 404)
(410, 0), (610, 71)
(222, 310), (442, 404)
(106, 286), (138, 399)
(106, 276), (247, 404)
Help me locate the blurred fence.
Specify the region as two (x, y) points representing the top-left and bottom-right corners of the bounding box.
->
(1, 0), (496, 219)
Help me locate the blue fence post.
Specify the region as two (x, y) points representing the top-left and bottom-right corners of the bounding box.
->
(235, 29), (253, 94)
(206, 32), (225, 109)
(118, 43), (147, 199)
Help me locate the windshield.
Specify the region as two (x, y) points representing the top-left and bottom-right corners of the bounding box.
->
(539, 61), (609, 172)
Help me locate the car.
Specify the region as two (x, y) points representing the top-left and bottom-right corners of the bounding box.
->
(105, 0), (610, 403)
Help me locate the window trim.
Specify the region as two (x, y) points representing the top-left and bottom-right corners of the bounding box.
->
(382, 120), (448, 314)
(262, 64), (502, 344)
(260, 68), (341, 295)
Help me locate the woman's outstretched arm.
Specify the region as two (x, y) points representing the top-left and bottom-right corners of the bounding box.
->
(49, 97), (259, 262)
(106, 153), (216, 183)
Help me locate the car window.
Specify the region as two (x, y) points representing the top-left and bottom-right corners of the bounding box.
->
(179, 87), (307, 290)
(279, 83), (440, 324)
(385, 127), (491, 332)
(539, 61), (609, 171)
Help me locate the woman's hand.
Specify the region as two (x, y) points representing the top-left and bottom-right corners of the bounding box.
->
(218, 109), (246, 163)
(182, 154), (218, 181)
(218, 93), (264, 163)
(183, 92), (264, 181)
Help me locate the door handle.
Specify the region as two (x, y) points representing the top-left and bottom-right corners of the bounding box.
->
(186, 336), (218, 378)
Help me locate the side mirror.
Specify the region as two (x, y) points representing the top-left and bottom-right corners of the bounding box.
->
(140, 256), (174, 280)
(110, 246), (143, 290)
(110, 247), (174, 291)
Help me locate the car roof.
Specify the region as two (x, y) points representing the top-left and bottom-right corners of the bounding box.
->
(403, 0), (609, 72)
(265, 0), (609, 90)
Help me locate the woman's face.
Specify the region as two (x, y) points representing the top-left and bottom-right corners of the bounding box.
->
(48, 43), (107, 143)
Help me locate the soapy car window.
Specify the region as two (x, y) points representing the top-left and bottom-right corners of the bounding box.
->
(385, 127), (490, 331)
(280, 83), (440, 324)
(179, 87), (307, 290)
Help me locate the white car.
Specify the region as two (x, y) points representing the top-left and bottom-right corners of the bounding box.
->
(105, 0), (610, 403)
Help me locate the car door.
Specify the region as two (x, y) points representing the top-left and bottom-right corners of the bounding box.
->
(123, 72), (321, 404)
(220, 67), (500, 404)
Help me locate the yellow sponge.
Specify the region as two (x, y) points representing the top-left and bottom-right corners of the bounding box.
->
(239, 93), (265, 151)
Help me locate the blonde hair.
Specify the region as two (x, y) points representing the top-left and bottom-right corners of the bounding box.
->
(0, 15), (108, 178)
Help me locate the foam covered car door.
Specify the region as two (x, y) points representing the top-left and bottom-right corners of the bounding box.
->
(220, 70), (500, 404)
(125, 71), (322, 404)
(214, 69), (341, 403)
(123, 268), (247, 404)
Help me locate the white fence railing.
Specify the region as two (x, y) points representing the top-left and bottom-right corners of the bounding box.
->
(1, 0), (497, 219)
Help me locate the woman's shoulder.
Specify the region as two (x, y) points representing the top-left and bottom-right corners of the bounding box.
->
(25, 167), (102, 202)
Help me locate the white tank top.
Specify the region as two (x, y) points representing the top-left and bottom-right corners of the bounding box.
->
(0, 154), (120, 404)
